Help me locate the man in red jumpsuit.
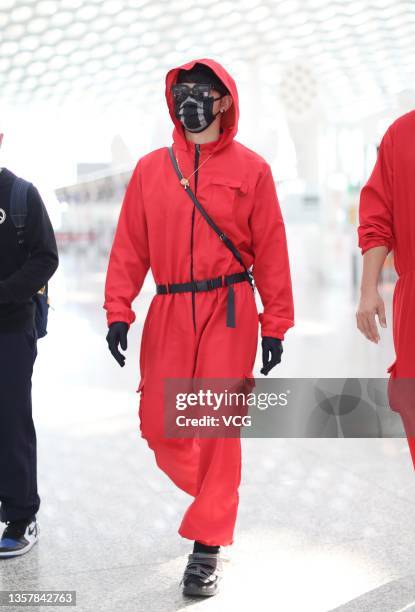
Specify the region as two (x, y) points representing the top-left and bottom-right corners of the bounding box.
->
(104, 58), (294, 596)
(357, 110), (415, 469)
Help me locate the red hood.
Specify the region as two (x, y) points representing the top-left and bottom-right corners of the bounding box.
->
(165, 57), (239, 154)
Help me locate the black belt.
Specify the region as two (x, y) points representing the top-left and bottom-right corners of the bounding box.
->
(156, 271), (251, 328)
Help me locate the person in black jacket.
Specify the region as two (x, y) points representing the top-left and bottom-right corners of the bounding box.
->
(0, 133), (59, 558)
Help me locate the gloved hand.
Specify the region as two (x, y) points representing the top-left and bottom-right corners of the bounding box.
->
(106, 322), (129, 367)
(260, 337), (283, 376)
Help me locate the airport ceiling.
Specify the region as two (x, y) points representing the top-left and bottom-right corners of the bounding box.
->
(1, 0), (415, 119)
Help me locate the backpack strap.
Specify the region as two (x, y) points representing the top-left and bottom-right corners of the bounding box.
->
(10, 177), (31, 246)
(167, 146), (254, 290)
(9, 177), (48, 297)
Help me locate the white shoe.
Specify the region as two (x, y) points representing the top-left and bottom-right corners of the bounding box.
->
(0, 519), (39, 558)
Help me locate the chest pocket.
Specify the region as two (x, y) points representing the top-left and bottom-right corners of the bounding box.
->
(208, 176), (248, 224)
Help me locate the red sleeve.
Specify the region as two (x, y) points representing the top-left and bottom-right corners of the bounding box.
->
(250, 163), (294, 340)
(358, 127), (394, 255)
(103, 161), (150, 326)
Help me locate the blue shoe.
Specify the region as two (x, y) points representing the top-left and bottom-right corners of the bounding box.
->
(0, 518), (39, 558)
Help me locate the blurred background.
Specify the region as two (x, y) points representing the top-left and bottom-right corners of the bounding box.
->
(2, 2), (415, 611)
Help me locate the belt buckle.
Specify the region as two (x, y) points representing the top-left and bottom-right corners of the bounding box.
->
(206, 278), (215, 291)
(194, 280), (205, 292)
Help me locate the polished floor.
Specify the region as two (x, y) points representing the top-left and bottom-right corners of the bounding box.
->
(1, 247), (415, 612)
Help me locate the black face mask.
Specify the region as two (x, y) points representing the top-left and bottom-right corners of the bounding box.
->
(172, 83), (225, 133)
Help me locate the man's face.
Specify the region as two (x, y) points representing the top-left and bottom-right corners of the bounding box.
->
(172, 80), (232, 132)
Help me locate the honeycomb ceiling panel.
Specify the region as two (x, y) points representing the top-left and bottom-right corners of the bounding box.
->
(0, 0), (414, 120)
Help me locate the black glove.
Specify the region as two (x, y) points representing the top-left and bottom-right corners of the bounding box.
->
(260, 337), (283, 376)
(106, 322), (129, 367)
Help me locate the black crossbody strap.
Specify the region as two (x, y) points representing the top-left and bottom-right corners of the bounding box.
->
(167, 146), (253, 286)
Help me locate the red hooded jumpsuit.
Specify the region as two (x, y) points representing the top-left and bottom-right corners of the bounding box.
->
(358, 110), (415, 469)
(104, 58), (294, 545)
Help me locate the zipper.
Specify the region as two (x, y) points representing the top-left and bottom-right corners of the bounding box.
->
(190, 143), (200, 333)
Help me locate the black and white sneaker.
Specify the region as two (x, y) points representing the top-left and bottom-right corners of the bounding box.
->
(181, 552), (222, 597)
(0, 518), (39, 558)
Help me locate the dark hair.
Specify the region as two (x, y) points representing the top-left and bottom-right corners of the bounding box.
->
(176, 63), (229, 96)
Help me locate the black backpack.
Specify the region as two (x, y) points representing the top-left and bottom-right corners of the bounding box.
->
(9, 177), (49, 338)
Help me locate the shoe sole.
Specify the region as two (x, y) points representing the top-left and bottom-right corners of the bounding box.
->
(182, 583), (219, 597)
(0, 536), (39, 559)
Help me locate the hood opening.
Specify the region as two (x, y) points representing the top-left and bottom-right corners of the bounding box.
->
(165, 58), (239, 152)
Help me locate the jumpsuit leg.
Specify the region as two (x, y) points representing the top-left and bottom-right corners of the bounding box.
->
(398, 400), (415, 471)
(178, 284), (258, 545)
(406, 437), (415, 469)
(139, 377), (200, 497)
(388, 358), (415, 471)
(138, 294), (201, 497)
(139, 284), (258, 546)
(398, 411), (415, 471)
(0, 327), (39, 523)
